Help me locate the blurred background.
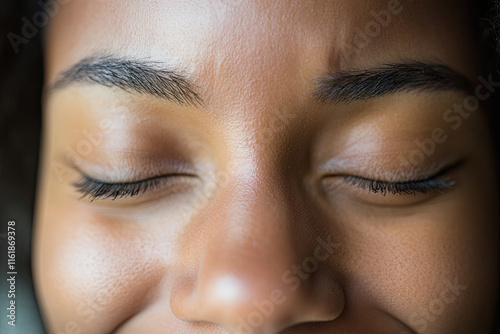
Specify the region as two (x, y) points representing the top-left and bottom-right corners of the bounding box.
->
(1, 0), (45, 333)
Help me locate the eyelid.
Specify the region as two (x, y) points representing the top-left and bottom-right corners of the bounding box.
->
(73, 171), (197, 201)
(74, 174), (162, 201)
(343, 174), (455, 196)
(321, 159), (462, 199)
(318, 153), (462, 183)
(67, 155), (199, 184)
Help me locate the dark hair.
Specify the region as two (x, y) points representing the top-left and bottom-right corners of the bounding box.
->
(0, 1), (499, 333)
(0, 1), (44, 332)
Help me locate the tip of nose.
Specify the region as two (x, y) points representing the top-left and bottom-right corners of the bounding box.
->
(171, 268), (346, 333)
(212, 275), (248, 303)
(173, 278), (345, 334)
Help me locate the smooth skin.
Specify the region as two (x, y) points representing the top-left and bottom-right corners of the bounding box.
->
(34, 0), (498, 333)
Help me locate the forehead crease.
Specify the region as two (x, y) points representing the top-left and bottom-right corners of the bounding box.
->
(197, 3), (347, 108)
(47, 0), (476, 108)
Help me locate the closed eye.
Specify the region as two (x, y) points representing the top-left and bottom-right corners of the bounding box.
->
(343, 174), (455, 196)
(320, 159), (463, 206)
(73, 173), (195, 201)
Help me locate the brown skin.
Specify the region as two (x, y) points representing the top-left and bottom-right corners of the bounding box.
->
(34, 0), (498, 333)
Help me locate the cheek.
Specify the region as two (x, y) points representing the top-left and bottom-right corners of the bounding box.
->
(35, 203), (165, 333)
(339, 176), (498, 331)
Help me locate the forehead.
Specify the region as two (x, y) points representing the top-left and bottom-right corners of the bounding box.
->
(45, 0), (478, 105)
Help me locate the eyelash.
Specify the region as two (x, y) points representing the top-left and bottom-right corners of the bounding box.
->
(343, 174), (454, 196)
(74, 175), (165, 201)
(74, 170), (455, 201)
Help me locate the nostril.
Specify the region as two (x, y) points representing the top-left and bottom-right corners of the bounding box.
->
(170, 274), (198, 321)
(171, 269), (346, 333)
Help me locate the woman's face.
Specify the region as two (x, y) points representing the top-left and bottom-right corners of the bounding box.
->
(34, 0), (498, 333)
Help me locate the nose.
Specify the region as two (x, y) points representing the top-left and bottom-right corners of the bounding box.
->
(171, 175), (345, 333)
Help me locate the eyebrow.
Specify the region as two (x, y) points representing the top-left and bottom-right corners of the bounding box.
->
(315, 62), (472, 103)
(52, 56), (470, 106)
(51, 55), (202, 106)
